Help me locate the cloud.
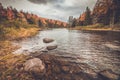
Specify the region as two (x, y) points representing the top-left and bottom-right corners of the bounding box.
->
(28, 0), (64, 4)
(27, 0), (97, 21)
(0, 0), (97, 21)
(28, 0), (96, 15)
(52, 0), (96, 16)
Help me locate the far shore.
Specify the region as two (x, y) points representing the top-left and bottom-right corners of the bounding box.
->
(71, 28), (120, 32)
(69, 25), (120, 32)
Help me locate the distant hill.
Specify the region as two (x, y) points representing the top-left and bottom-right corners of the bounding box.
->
(0, 3), (67, 28)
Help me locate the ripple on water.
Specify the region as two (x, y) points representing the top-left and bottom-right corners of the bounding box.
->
(13, 29), (120, 74)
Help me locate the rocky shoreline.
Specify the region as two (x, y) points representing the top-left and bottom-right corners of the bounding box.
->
(23, 50), (120, 80)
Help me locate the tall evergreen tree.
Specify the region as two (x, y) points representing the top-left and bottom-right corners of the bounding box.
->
(84, 7), (91, 26)
(72, 18), (77, 27)
(38, 19), (43, 27)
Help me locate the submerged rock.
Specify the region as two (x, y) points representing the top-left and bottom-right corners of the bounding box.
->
(98, 69), (120, 80)
(43, 38), (54, 43)
(24, 58), (45, 76)
(46, 45), (57, 50)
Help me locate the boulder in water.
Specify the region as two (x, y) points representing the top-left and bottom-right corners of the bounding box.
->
(46, 45), (57, 50)
(43, 38), (54, 43)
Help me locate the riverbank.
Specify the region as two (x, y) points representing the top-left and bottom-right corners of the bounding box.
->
(0, 23), (40, 40)
(70, 24), (120, 32)
(0, 22), (40, 79)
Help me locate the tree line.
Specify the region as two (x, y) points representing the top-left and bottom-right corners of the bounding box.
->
(0, 3), (67, 28)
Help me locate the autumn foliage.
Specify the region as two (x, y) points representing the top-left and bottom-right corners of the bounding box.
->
(0, 3), (67, 28)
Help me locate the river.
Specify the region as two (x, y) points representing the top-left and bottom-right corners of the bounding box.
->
(14, 28), (120, 74)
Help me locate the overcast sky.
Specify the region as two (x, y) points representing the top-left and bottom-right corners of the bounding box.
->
(0, 0), (97, 22)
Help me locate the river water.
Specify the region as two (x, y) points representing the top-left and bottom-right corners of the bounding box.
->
(14, 28), (120, 74)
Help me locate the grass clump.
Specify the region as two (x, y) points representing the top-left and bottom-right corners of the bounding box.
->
(0, 20), (40, 40)
(0, 41), (34, 80)
(4, 27), (39, 40)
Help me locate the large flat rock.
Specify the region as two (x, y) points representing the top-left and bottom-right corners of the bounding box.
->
(43, 38), (54, 43)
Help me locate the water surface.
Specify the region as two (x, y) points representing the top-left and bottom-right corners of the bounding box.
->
(14, 28), (120, 73)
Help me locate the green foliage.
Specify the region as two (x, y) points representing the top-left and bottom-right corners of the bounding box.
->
(72, 18), (77, 27)
(38, 19), (43, 27)
(0, 25), (7, 40)
(3, 20), (37, 28)
(84, 7), (92, 26)
(27, 18), (36, 24)
(0, 25), (6, 34)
